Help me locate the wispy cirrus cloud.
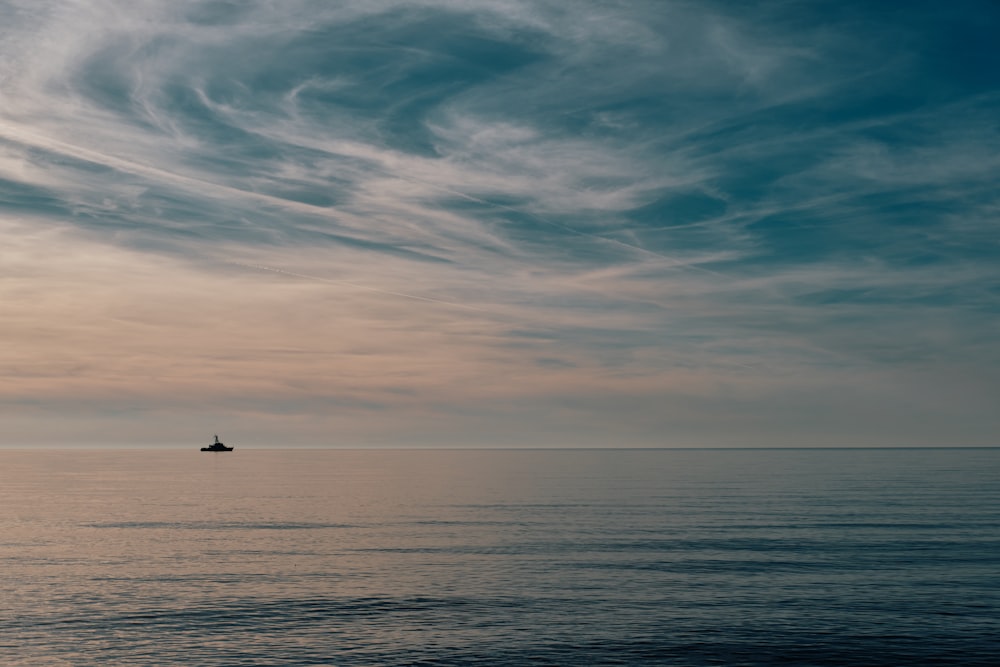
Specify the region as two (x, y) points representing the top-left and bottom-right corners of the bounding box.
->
(1, 0), (998, 446)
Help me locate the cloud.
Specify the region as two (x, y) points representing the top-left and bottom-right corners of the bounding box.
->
(1, 0), (998, 446)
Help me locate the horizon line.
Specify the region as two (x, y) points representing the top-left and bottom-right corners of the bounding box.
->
(1, 445), (997, 451)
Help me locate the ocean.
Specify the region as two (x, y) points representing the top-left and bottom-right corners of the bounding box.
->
(1, 448), (997, 666)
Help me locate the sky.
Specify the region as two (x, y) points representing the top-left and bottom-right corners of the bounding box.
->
(1, 0), (998, 448)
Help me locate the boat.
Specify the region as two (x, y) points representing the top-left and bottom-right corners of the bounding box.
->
(201, 435), (234, 452)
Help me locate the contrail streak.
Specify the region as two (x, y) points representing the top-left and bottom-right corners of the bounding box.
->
(227, 261), (489, 312)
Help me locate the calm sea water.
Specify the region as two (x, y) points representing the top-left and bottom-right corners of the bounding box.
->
(1, 448), (998, 666)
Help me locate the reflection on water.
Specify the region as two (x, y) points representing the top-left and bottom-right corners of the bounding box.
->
(1, 448), (998, 665)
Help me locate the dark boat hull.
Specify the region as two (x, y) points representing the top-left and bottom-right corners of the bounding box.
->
(202, 435), (233, 451)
